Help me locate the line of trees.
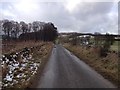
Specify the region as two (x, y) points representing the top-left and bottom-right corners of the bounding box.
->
(61, 32), (116, 57)
(94, 32), (115, 57)
(1, 20), (58, 42)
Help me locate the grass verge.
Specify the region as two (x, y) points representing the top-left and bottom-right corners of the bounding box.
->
(64, 43), (119, 87)
(2, 41), (53, 89)
(26, 42), (53, 88)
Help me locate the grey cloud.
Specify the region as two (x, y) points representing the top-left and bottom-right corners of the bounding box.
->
(73, 2), (113, 20)
(70, 2), (117, 33)
(1, 1), (118, 34)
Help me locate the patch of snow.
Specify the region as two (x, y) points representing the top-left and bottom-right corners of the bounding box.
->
(16, 74), (23, 78)
(22, 58), (27, 62)
(10, 83), (13, 86)
(9, 70), (12, 74)
(32, 71), (37, 75)
(9, 65), (15, 71)
(27, 78), (30, 81)
(28, 54), (32, 59)
(19, 67), (24, 71)
(23, 74), (27, 78)
(4, 84), (8, 87)
(13, 54), (17, 58)
(5, 75), (13, 82)
(13, 62), (19, 67)
(2, 55), (5, 58)
(35, 67), (38, 71)
(33, 63), (37, 67)
(0, 58), (2, 61)
(21, 63), (27, 67)
(30, 67), (33, 70)
(5, 58), (9, 63)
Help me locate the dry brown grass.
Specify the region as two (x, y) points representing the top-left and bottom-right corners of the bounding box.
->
(2, 40), (45, 54)
(2, 41), (53, 89)
(23, 42), (53, 88)
(28, 42), (53, 88)
(64, 43), (119, 86)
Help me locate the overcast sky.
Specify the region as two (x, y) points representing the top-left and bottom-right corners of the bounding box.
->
(0, 0), (119, 34)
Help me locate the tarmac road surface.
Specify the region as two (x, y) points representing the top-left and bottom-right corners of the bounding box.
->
(36, 44), (116, 88)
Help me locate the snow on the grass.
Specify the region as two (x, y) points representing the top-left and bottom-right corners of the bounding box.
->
(22, 58), (27, 62)
(33, 71), (37, 74)
(35, 67), (38, 71)
(2, 47), (42, 88)
(28, 55), (32, 60)
(27, 78), (30, 82)
(16, 73), (25, 78)
(4, 74), (13, 82)
(9, 65), (15, 71)
(9, 70), (12, 74)
(21, 63), (27, 67)
(4, 84), (8, 87)
(13, 62), (19, 67)
(23, 74), (27, 78)
(0, 58), (2, 61)
(12, 54), (17, 58)
(5, 58), (9, 63)
(2, 55), (5, 58)
(30, 67), (33, 70)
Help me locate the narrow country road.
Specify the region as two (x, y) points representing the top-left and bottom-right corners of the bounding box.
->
(36, 44), (116, 88)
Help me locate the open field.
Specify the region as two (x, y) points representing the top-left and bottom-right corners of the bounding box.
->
(89, 38), (119, 52)
(110, 41), (119, 51)
(64, 43), (119, 86)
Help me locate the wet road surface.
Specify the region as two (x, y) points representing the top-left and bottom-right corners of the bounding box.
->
(36, 45), (116, 88)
